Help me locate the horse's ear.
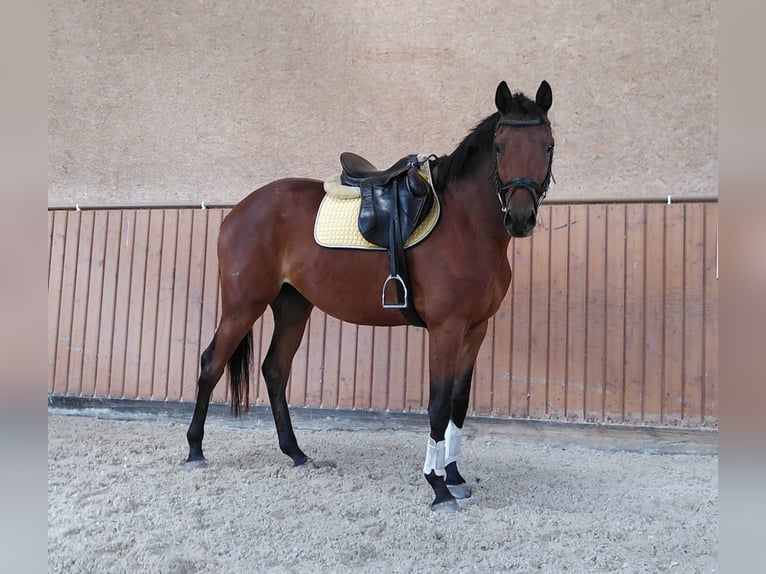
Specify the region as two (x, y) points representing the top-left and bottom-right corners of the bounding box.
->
(536, 80), (553, 113)
(495, 81), (513, 114)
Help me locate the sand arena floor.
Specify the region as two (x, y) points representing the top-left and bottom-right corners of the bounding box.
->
(48, 411), (717, 573)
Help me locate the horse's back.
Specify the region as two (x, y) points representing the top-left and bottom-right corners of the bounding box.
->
(226, 178), (324, 222)
(219, 178), (323, 249)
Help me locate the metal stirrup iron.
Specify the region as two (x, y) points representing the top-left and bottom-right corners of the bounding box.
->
(382, 274), (408, 308)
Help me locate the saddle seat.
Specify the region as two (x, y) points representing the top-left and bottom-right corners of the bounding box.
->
(340, 152), (419, 187)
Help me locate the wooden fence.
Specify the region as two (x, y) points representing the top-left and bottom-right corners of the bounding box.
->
(48, 201), (718, 426)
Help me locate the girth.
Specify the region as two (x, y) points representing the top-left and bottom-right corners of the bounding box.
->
(339, 152), (434, 328)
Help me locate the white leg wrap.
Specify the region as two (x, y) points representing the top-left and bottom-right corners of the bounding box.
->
(444, 420), (463, 466)
(423, 437), (446, 476)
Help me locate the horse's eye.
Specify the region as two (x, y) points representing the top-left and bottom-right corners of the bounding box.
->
(546, 143), (554, 154)
(495, 144), (503, 155)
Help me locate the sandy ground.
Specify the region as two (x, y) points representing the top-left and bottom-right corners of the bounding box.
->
(48, 414), (717, 573)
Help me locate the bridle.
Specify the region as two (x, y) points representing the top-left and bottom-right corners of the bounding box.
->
(490, 116), (555, 227)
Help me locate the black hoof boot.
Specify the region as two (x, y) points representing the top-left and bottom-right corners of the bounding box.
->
(445, 461), (472, 499)
(425, 471), (460, 513)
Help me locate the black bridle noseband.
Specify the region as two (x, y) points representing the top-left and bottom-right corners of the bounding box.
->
(490, 116), (554, 226)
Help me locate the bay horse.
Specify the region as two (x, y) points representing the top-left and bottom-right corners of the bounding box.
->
(185, 80), (555, 512)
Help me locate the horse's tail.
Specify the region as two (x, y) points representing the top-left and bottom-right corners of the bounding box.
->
(228, 329), (253, 417)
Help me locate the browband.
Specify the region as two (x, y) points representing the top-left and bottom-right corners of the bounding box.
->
(496, 117), (548, 128)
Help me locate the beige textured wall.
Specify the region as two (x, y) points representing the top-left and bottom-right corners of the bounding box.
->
(48, 1), (717, 206)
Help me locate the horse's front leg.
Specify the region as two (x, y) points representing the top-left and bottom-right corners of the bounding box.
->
(423, 324), (465, 513)
(444, 320), (489, 499)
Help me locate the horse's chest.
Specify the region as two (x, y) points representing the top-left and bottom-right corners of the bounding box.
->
(472, 261), (512, 320)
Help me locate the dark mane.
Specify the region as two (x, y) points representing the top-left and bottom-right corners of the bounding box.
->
(433, 90), (544, 190)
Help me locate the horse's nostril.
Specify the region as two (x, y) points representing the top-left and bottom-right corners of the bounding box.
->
(527, 212), (537, 228)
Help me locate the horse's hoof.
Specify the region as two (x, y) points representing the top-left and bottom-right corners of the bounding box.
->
(293, 456), (315, 469)
(447, 483), (472, 499)
(431, 499), (460, 514)
(184, 458), (208, 471)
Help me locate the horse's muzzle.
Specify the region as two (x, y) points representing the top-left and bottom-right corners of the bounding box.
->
(504, 210), (537, 238)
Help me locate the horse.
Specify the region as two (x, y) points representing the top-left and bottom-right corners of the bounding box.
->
(185, 80), (555, 513)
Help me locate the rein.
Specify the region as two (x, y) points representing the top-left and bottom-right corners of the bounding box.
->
(490, 116), (554, 226)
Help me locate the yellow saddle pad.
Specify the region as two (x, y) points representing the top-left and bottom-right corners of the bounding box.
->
(314, 161), (440, 250)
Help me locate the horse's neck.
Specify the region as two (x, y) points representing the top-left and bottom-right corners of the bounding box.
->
(442, 167), (510, 250)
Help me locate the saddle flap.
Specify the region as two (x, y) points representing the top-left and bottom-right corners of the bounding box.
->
(356, 162), (434, 248)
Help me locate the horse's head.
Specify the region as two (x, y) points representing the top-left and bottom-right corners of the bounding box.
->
(492, 80), (554, 238)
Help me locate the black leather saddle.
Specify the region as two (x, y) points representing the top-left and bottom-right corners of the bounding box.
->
(340, 152), (433, 248)
(339, 151), (434, 327)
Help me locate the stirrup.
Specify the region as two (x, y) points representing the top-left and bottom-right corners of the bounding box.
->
(382, 274), (408, 309)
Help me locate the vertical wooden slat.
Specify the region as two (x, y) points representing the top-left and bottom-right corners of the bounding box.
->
(48, 211), (67, 393)
(67, 211), (95, 395)
(386, 326), (407, 412)
(122, 211), (150, 398)
(584, 205), (607, 422)
(528, 215), (551, 419)
(703, 204), (718, 424)
(136, 210), (164, 400)
(510, 238), (532, 417)
(643, 205), (665, 425)
(566, 204), (588, 420)
(370, 326), (390, 410)
(337, 322), (358, 409)
(604, 204), (626, 422)
(166, 210), (193, 402)
(253, 311), (271, 407)
(109, 210), (136, 397)
(546, 205), (570, 419)
(204, 210), (228, 405)
(663, 205), (686, 423)
(490, 300), (511, 416)
(321, 316), (342, 408)
(419, 337), (430, 413)
(304, 310), (325, 407)
(472, 318), (494, 416)
(48, 211), (55, 279)
(286, 312), (308, 408)
(81, 211), (108, 396)
(94, 211), (122, 397)
(404, 326), (426, 412)
(682, 204), (705, 424)
(180, 209), (208, 402)
(354, 325), (374, 409)
(623, 204), (646, 423)
(151, 209), (179, 400)
(54, 212), (81, 394)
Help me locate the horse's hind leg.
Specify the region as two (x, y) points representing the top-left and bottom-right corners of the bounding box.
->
(185, 306), (265, 467)
(262, 284), (314, 466)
